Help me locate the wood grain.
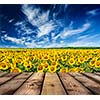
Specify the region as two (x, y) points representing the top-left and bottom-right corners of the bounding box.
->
(0, 72), (100, 95)
(41, 73), (66, 95)
(82, 73), (100, 84)
(70, 73), (100, 95)
(0, 73), (32, 95)
(0, 72), (8, 77)
(0, 73), (20, 85)
(95, 72), (100, 76)
(58, 73), (92, 95)
(14, 73), (44, 95)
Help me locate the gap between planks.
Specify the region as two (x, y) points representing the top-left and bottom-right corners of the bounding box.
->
(82, 73), (100, 84)
(14, 73), (45, 95)
(0, 72), (100, 95)
(70, 73), (100, 95)
(58, 73), (92, 95)
(0, 73), (21, 86)
(0, 72), (33, 95)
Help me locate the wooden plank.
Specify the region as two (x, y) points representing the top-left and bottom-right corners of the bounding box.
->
(14, 73), (44, 95)
(95, 72), (100, 76)
(0, 72), (8, 77)
(0, 73), (20, 85)
(58, 73), (92, 95)
(70, 73), (100, 95)
(0, 73), (32, 95)
(82, 73), (100, 84)
(41, 73), (66, 95)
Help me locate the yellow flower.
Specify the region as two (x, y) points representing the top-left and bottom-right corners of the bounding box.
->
(89, 59), (96, 67)
(52, 61), (57, 66)
(43, 55), (49, 60)
(10, 68), (22, 72)
(68, 58), (75, 65)
(61, 56), (67, 62)
(24, 61), (32, 70)
(16, 58), (23, 64)
(55, 63), (60, 69)
(37, 64), (44, 72)
(69, 67), (84, 73)
(95, 61), (100, 68)
(48, 66), (56, 73)
(78, 57), (85, 63)
(60, 67), (68, 73)
(0, 62), (9, 70)
(43, 63), (49, 69)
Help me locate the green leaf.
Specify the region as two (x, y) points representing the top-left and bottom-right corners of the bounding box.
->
(8, 58), (12, 63)
(85, 68), (93, 72)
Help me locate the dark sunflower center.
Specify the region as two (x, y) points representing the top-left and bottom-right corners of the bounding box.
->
(27, 66), (30, 68)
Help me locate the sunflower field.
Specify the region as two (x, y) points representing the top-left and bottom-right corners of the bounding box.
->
(0, 48), (100, 73)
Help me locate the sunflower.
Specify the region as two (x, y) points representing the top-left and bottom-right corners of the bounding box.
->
(10, 67), (22, 72)
(95, 61), (100, 68)
(84, 56), (89, 61)
(0, 62), (9, 70)
(43, 55), (49, 60)
(55, 63), (60, 69)
(78, 57), (85, 63)
(43, 63), (49, 69)
(16, 58), (23, 64)
(51, 61), (57, 66)
(68, 58), (75, 65)
(69, 67), (84, 72)
(50, 57), (56, 62)
(61, 56), (67, 62)
(23, 61), (32, 71)
(60, 67), (68, 73)
(37, 64), (44, 72)
(48, 66), (56, 73)
(89, 59), (96, 67)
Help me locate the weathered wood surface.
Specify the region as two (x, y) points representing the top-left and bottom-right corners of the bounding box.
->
(0, 73), (20, 85)
(0, 73), (32, 95)
(41, 73), (66, 95)
(95, 72), (100, 76)
(58, 73), (92, 95)
(14, 73), (44, 95)
(0, 72), (8, 77)
(82, 73), (100, 84)
(70, 73), (100, 95)
(0, 72), (100, 95)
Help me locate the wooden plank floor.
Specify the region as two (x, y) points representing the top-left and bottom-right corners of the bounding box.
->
(0, 72), (100, 95)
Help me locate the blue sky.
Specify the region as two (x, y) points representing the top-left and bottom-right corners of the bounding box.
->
(0, 4), (100, 48)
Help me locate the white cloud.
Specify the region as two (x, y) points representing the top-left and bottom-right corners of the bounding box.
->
(60, 41), (64, 43)
(15, 21), (23, 26)
(25, 41), (35, 47)
(37, 21), (56, 37)
(1, 31), (6, 33)
(9, 19), (14, 23)
(25, 40), (43, 48)
(51, 33), (60, 43)
(77, 35), (89, 40)
(3, 35), (25, 45)
(60, 23), (91, 39)
(68, 41), (100, 47)
(22, 4), (50, 27)
(68, 34), (100, 47)
(44, 42), (65, 48)
(25, 36), (49, 48)
(15, 21), (34, 35)
(87, 9), (99, 16)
